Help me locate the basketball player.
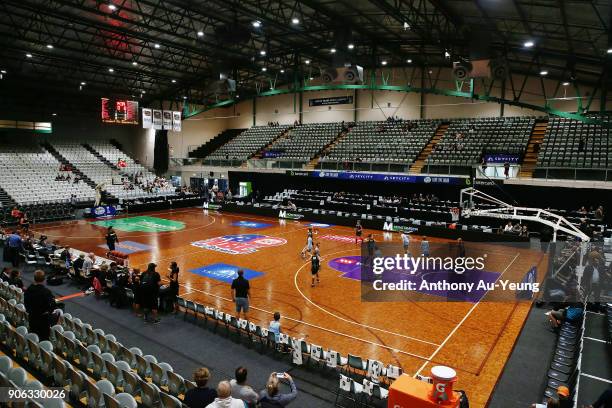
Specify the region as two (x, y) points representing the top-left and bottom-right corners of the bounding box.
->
(421, 236), (430, 257)
(300, 227), (314, 259)
(311, 252), (320, 287)
(355, 220), (363, 244)
(401, 231), (411, 256)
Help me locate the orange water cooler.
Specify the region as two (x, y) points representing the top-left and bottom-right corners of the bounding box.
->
(388, 366), (460, 408)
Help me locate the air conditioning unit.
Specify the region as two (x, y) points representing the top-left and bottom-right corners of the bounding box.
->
(322, 65), (364, 84)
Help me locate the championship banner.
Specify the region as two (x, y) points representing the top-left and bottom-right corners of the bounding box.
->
(172, 111), (182, 132)
(162, 111), (173, 130)
(152, 110), (163, 130)
(142, 108), (152, 129)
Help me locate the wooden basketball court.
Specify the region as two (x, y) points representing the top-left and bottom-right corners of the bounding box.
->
(31, 207), (547, 407)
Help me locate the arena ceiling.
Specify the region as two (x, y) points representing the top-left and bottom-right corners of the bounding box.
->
(0, 0), (610, 116)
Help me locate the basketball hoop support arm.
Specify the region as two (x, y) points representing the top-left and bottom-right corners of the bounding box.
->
(459, 187), (590, 243)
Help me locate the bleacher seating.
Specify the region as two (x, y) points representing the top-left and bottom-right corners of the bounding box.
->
(0, 278), (191, 408)
(426, 116), (534, 169)
(537, 117), (611, 169)
(206, 125), (289, 160)
(51, 142), (173, 200)
(0, 146), (95, 206)
(261, 122), (343, 162)
(322, 120), (439, 164)
(87, 142), (175, 195)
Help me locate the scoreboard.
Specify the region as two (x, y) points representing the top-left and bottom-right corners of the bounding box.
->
(101, 98), (139, 124)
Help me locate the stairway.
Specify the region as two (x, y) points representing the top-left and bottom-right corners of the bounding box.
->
(251, 127), (293, 159)
(189, 128), (246, 158)
(408, 123), (449, 174)
(0, 185), (16, 209)
(83, 144), (117, 169)
(41, 143), (99, 192)
(305, 126), (352, 170)
(518, 119), (548, 178)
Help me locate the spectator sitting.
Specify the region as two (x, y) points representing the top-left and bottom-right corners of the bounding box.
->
(259, 372), (298, 406)
(206, 381), (244, 408)
(184, 367), (217, 408)
(230, 366), (258, 406)
(512, 223), (522, 234)
(594, 205), (604, 221)
(503, 222), (513, 233)
(8, 269), (24, 289)
(531, 397), (560, 408)
(547, 303), (583, 329)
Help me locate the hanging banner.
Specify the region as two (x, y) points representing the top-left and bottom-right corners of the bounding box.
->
(142, 108), (152, 129)
(152, 110), (163, 130)
(172, 111), (182, 132)
(308, 96), (353, 106)
(162, 111), (173, 130)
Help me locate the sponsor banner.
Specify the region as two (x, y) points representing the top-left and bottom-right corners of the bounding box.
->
(92, 216), (185, 232)
(152, 110), (163, 130)
(142, 108), (153, 129)
(190, 263), (264, 283)
(278, 210), (304, 220)
(90, 206), (117, 218)
(311, 171), (469, 185)
(191, 234), (287, 255)
(286, 170), (310, 177)
(517, 266), (537, 300)
(172, 111), (182, 132)
(263, 150), (284, 158)
(484, 153), (520, 164)
(98, 240), (153, 255)
(321, 234), (356, 243)
(203, 202), (222, 210)
(162, 111), (173, 130)
(382, 222), (419, 233)
(231, 221), (272, 229)
(309, 96), (353, 107)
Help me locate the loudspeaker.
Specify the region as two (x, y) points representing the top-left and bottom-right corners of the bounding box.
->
(322, 65), (363, 84)
(489, 59), (508, 80)
(453, 61), (472, 81)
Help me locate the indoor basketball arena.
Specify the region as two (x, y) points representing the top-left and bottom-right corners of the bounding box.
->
(0, 1), (611, 407)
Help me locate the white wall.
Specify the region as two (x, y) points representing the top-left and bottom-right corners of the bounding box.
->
(167, 107), (228, 158)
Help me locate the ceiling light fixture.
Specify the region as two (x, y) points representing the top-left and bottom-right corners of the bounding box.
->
(261, 67), (267, 72)
(132, 61), (138, 66)
(260, 50), (266, 56)
(171, 79), (176, 83)
(108, 4), (116, 10)
(183, 96), (187, 99)
(197, 31), (204, 37)
(154, 43), (160, 49)
(280, 69), (285, 73)
(562, 81), (570, 86)
(444, 51), (451, 58)
(52, 113), (57, 116)
(46, 44), (54, 49)
(406, 59), (412, 63)
(80, 81), (86, 85)
(381, 60), (388, 66)
(252, 20), (261, 28)
(540, 70), (548, 76)
(291, 17), (299, 25)
(524, 40), (534, 48)
(108, 68), (114, 72)
(304, 59), (310, 64)
(607, 48), (612, 54)
(330, 48), (336, 53)
(347, 43), (354, 50)
(26, 53), (32, 58)
(1, 70), (7, 74)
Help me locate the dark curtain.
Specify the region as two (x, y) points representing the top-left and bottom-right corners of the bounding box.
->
(154, 130), (169, 175)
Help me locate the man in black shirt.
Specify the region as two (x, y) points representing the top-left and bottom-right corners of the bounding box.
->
(24, 270), (56, 340)
(184, 367), (217, 408)
(140, 263), (161, 323)
(231, 270), (250, 319)
(105, 226), (119, 254)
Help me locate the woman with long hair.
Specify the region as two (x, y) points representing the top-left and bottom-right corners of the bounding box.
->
(167, 261), (180, 314)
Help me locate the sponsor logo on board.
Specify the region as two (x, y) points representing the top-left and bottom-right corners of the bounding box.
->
(191, 234), (287, 255)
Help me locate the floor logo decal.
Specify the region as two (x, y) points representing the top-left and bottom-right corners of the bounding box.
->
(191, 234), (287, 255)
(189, 263), (264, 283)
(92, 216), (185, 232)
(98, 240), (153, 254)
(231, 221), (272, 229)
